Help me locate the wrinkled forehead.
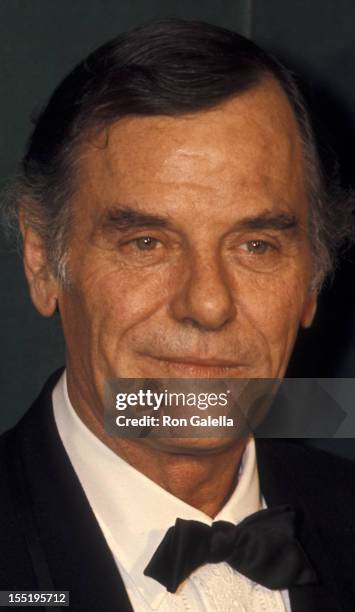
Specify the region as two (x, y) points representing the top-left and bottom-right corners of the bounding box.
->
(75, 77), (306, 215)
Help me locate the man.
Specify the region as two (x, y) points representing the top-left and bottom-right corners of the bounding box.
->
(1, 18), (354, 612)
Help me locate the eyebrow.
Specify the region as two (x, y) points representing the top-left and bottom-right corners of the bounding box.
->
(99, 206), (170, 231)
(98, 205), (299, 233)
(233, 212), (299, 232)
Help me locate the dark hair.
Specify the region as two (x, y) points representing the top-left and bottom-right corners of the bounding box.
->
(4, 18), (353, 287)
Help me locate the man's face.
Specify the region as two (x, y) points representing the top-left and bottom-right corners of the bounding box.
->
(37, 79), (317, 408)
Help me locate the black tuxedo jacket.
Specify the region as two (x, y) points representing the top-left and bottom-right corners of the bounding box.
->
(1, 370), (355, 612)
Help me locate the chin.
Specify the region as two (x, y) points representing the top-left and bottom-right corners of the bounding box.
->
(144, 436), (244, 456)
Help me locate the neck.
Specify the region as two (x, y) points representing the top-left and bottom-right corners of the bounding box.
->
(66, 369), (248, 517)
(108, 438), (247, 517)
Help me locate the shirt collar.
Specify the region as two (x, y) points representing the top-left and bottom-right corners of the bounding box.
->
(53, 370), (262, 609)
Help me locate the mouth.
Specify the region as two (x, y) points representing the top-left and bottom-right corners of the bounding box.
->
(141, 354), (248, 377)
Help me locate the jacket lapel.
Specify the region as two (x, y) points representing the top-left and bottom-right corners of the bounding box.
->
(255, 439), (345, 612)
(12, 370), (133, 612)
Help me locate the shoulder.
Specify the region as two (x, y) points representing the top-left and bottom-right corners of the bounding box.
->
(256, 438), (355, 594)
(0, 429), (38, 587)
(256, 437), (355, 486)
(256, 437), (355, 474)
(256, 438), (355, 523)
(0, 370), (64, 588)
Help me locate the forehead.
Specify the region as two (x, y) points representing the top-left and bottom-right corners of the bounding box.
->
(76, 78), (306, 217)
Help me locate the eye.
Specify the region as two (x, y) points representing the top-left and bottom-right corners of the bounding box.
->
(231, 238), (282, 272)
(240, 240), (271, 254)
(116, 234), (166, 266)
(132, 236), (160, 250)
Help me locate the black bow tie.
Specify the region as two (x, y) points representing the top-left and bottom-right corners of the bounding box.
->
(144, 505), (318, 593)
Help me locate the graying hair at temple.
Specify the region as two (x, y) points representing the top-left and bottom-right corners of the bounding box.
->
(2, 18), (354, 290)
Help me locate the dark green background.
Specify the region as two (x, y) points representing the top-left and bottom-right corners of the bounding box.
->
(1, 1), (355, 458)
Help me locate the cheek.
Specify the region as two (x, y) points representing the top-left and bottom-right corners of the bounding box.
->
(63, 259), (174, 340)
(238, 272), (309, 344)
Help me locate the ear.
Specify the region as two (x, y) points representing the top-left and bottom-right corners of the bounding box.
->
(20, 213), (59, 317)
(300, 290), (317, 329)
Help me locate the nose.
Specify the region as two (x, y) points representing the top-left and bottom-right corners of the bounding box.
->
(170, 250), (236, 331)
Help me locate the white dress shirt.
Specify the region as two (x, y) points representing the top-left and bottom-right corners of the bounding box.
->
(53, 371), (291, 611)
